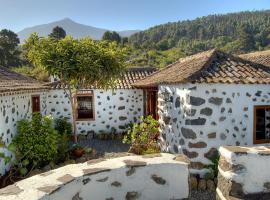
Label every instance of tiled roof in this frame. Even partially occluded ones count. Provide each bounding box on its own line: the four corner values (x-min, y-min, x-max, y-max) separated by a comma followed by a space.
0, 66, 48, 93
239, 50, 270, 67
133, 49, 270, 87
49, 67, 157, 89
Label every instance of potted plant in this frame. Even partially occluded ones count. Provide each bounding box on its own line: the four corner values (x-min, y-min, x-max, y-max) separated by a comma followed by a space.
72, 144, 85, 158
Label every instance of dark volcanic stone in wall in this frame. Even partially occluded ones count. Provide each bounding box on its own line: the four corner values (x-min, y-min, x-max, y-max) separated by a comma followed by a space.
209, 97, 223, 105
119, 116, 127, 121
181, 127, 197, 139
188, 141, 207, 148
204, 148, 218, 160
173, 144, 178, 153
207, 132, 216, 139
163, 116, 171, 125
188, 96, 205, 106
175, 97, 181, 108
118, 106, 125, 110
182, 149, 198, 158
185, 118, 206, 125
200, 107, 213, 116
184, 108, 196, 116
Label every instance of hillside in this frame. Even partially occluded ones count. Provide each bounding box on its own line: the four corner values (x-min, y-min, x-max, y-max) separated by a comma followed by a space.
128, 10, 270, 67
17, 18, 140, 43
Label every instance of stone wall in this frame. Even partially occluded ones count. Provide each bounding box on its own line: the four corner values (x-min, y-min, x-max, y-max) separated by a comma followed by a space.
158, 83, 270, 175
217, 146, 270, 200
0, 153, 190, 200
46, 89, 144, 135
0, 91, 47, 176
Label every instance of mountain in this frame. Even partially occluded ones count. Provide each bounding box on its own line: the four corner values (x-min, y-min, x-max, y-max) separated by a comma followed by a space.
128, 10, 270, 67
17, 18, 140, 43
129, 10, 270, 52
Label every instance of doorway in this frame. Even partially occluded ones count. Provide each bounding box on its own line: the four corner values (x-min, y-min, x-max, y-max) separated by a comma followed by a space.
144, 89, 158, 120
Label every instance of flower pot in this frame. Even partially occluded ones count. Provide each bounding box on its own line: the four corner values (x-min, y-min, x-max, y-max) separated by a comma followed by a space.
73, 149, 85, 158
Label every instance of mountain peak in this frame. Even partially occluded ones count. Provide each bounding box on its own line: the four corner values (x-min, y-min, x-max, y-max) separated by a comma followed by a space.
17, 18, 140, 43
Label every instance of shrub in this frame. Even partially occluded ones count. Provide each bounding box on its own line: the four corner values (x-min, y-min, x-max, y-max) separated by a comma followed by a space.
13, 113, 59, 171
204, 155, 220, 179
54, 118, 72, 135
56, 131, 69, 163
123, 115, 160, 155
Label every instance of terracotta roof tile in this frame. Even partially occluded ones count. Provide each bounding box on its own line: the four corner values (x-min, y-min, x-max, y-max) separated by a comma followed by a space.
49, 67, 157, 89
133, 49, 270, 87
0, 66, 48, 93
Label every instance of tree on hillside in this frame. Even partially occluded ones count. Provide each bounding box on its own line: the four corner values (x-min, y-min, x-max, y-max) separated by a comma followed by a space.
0, 29, 21, 67
23, 35, 127, 142
102, 31, 121, 43
238, 24, 255, 53
49, 26, 66, 40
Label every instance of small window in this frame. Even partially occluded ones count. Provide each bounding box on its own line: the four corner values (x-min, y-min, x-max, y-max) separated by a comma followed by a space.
254, 106, 270, 144
76, 94, 94, 120
32, 95, 40, 113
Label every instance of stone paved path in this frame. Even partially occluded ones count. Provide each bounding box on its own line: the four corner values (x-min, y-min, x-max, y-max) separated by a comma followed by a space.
79, 139, 130, 156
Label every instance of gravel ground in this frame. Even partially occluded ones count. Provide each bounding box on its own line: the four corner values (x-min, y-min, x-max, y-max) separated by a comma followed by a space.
189, 191, 216, 200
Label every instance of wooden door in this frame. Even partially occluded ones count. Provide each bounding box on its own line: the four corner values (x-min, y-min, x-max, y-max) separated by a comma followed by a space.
32, 95, 40, 113
144, 90, 158, 120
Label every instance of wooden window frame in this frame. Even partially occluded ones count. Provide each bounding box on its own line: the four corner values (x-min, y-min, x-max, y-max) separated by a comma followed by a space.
75, 92, 95, 121
31, 95, 41, 113
253, 105, 270, 144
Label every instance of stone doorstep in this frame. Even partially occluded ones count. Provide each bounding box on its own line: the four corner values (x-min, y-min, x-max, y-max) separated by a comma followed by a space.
0, 185, 23, 196
82, 168, 111, 176
173, 154, 190, 164
57, 174, 75, 185
123, 160, 147, 167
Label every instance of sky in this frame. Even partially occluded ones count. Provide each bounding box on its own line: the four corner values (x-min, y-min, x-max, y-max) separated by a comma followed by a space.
0, 0, 270, 32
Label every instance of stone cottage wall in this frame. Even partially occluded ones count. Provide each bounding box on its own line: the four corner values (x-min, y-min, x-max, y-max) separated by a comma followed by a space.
0, 91, 47, 176
217, 146, 270, 200
46, 89, 144, 135
0, 153, 190, 200
158, 83, 270, 175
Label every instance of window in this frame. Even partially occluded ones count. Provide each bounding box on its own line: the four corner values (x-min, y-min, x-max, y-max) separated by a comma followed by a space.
32, 95, 40, 113
254, 106, 270, 144
76, 91, 94, 120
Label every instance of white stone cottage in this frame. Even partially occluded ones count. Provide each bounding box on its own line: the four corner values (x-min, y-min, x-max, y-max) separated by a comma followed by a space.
0, 66, 156, 175
46, 67, 157, 136
0, 66, 49, 175
133, 49, 270, 174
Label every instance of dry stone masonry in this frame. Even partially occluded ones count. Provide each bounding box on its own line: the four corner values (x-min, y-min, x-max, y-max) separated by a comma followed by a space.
217, 146, 270, 200
158, 83, 270, 175
0, 153, 190, 200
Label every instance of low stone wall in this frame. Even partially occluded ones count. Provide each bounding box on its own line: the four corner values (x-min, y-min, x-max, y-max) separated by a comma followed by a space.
217, 146, 270, 200
0, 153, 190, 200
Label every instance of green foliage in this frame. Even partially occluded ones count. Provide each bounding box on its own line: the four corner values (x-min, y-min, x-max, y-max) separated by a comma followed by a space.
14, 113, 59, 167
123, 115, 160, 155
127, 10, 270, 67
204, 154, 220, 179
102, 31, 121, 43
0, 29, 22, 67
12, 65, 49, 82
54, 118, 72, 135
23, 35, 127, 90
49, 26, 66, 40
56, 131, 69, 163
0, 114, 60, 176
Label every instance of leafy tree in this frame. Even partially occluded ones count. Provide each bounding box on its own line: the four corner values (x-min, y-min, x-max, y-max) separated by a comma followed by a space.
238, 24, 255, 53
0, 29, 21, 67
102, 31, 121, 43
49, 26, 66, 40
23, 34, 127, 142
